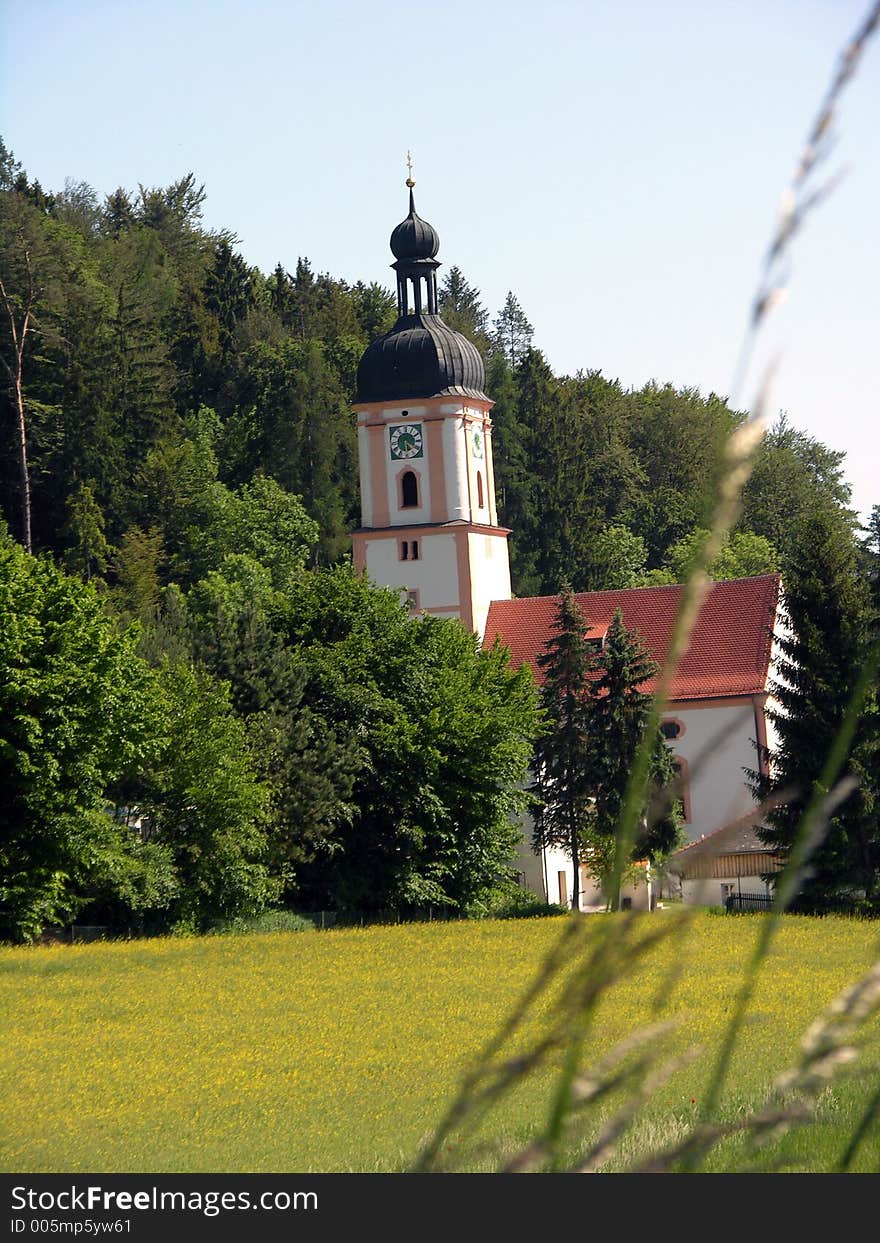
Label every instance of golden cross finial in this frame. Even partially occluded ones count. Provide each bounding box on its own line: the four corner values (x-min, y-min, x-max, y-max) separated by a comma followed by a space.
405, 150, 415, 188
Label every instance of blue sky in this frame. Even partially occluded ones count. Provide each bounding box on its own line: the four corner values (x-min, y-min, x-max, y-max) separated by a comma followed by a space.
2, 0, 877, 522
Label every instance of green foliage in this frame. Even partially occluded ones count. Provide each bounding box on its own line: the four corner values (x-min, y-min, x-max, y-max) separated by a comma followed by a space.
625, 383, 741, 564
438, 265, 491, 354
113, 526, 166, 619
185, 473, 319, 588
0, 534, 160, 939
664, 528, 780, 583
531, 595, 681, 906
530, 584, 595, 909
466, 876, 567, 920
858, 504, 880, 587
135, 407, 318, 588
181, 555, 360, 882
755, 507, 880, 905
209, 908, 316, 935
281, 566, 541, 912
136, 661, 275, 929
233, 337, 356, 563
589, 525, 649, 589
740, 414, 857, 562
587, 610, 680, 869
0, 529, 275, 939
63, 482, 111, 582
492, 290, 534, 365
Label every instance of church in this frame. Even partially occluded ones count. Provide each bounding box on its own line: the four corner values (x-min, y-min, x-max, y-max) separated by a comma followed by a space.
351, 178, 783, 910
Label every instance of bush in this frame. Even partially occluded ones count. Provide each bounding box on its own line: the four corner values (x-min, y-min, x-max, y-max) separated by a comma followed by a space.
208, 909, 316, 936
467, 880, 568, 921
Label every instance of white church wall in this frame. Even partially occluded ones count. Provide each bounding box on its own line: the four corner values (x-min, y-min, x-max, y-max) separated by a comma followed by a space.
365, 532, 460, 613
514, 826, 651, 912
468, 531, 512, 641
671, 701, 759, 843
514, 829, 546, 896
442, 415, 470, 522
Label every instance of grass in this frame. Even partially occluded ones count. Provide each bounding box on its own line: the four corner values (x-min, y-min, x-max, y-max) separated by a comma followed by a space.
3, 912, 880, 1173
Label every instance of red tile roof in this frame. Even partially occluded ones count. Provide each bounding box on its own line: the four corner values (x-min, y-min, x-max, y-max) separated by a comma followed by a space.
484, 575, 780, 702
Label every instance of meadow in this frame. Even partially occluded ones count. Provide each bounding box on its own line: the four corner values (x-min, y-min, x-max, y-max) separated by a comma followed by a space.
3, 912, 880, 1173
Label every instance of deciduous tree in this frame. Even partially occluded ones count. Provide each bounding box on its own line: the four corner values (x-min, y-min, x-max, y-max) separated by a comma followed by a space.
0, 533, 160, 939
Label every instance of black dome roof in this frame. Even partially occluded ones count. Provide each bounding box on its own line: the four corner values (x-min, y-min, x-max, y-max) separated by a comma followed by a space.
390, 188, 440, 261
357, 313, 487, 403
356, 182, 488, 403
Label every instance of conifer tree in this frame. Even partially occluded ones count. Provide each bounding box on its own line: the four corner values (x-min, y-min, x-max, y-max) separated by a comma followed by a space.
492, 291, 533, 366
588, 610, 680, 877
438, 266, 490, 353
113, 526, 166, 619
755, 508, 880, 907
64, 482, 111, 582
530, 585, 596, 909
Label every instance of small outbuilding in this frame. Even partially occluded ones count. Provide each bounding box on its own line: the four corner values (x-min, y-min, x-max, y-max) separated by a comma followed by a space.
666, 818, 784, 908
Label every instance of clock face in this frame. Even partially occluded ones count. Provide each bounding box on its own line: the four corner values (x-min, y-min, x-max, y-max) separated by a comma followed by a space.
471, 427, 484, 458
389, 423, 424, 460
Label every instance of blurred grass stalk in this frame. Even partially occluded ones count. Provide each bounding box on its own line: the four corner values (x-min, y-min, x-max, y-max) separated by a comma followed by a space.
415, 0, 880, 1174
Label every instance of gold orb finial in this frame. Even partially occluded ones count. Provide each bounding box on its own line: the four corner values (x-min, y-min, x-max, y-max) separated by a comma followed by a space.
405, 149, 415, 188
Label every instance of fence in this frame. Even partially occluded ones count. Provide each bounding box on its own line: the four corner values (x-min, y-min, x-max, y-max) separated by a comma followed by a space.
306, 906, 464, 930
725, 892, 773, 913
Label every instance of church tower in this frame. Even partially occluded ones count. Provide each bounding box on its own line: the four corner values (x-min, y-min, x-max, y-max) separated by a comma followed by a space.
352, 175, 512, 638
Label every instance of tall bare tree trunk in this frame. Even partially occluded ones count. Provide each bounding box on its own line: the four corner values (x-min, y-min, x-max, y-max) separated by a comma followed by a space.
12, 361, 31, 552
0, 248, 36, 553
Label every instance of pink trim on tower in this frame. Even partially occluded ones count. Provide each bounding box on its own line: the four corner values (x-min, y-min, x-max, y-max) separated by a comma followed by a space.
369, 425, 389, 527
352, 396, 496, 420
351, 531, 367, 574
454, 527, 474, 632
485, 418, 499, 526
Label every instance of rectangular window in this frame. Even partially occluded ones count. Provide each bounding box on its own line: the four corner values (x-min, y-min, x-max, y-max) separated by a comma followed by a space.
557, 870, 568, 907
411, 540, 419, 560
400, 541, 409, 560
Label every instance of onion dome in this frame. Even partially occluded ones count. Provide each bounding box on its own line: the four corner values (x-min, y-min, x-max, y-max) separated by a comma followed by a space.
390, 188, 440, 261
357, 315, 486, 403
356, 178, 488, 404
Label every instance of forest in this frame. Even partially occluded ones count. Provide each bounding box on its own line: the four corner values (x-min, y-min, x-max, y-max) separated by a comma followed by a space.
1, 137, 877, 941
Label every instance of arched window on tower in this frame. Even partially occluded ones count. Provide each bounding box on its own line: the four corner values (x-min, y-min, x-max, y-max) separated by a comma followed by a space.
476, 471, 484, 510
401, 471, 419, 508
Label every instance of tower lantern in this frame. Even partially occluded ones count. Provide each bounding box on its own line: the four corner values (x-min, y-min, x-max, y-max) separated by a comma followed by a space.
351, 174, 512, 637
